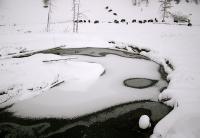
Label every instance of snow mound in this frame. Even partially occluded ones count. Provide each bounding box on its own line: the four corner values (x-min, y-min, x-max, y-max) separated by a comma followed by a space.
0, 53, 104, 106
139, 115, 151, 129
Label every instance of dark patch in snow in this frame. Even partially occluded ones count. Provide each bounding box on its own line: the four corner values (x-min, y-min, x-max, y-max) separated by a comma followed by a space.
0, 92, 7, 96
105, 6, 109, 9
7, 53, 17, 56
128, 46, 150, 53
165, 59, 174, 71
122, 47, 128, 51
159, 65, 169, 83
94, 20, 99, 24
148, 19, 153, 23
114, 20, 119, 24
24, 31, 32, 34
100, 70, 106, 76
50, 80, 65, 89
132, 19, 137, 23
139, 20, 143, 24
42, 58, 76, 63
188, 22, 192, 26
159, 86, 167, 93
160, 97, 172, 103
124, 78, 158, 89
78, 20, 83, 23
121, 19, 126, 23
108, 41, 116, 44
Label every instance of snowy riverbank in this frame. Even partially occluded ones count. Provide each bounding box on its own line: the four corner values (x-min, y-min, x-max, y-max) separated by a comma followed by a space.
1, 0, 200, 137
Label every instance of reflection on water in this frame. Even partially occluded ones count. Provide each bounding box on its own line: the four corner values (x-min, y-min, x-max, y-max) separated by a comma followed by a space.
1, 47, 171, 137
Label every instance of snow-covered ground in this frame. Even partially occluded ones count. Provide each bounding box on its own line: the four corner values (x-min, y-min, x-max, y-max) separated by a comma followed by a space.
1, 0, 200, 138
6, 54, 163, 118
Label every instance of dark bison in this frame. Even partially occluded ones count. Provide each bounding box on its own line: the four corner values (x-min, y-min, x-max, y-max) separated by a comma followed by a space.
148, 19, 153, 23
121, 19, 126, 23
132, 19, 136, 23
108, 41, 115, 44
94, 20, 99, 24
114, 20, 119, 24
113, 13, 117, 16
78, 20, 83, 23
188, 23, 192, 26
138, 20, 143, 24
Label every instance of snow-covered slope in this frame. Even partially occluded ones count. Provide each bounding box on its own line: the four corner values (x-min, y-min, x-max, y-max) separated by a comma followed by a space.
0, 0, 200, 31
0, 0, 48, 24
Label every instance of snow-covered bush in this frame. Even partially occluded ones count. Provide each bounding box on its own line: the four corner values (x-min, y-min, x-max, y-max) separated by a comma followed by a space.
170, 11, 191, 23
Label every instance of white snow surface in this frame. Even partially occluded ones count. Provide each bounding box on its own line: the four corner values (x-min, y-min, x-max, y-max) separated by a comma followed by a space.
0, 0, 200, 138
0, 53, 104, 106
7, 55, 161, 118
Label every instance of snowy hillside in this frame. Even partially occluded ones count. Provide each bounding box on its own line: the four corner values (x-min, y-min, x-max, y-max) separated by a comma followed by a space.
0, 0, 200, 32
0, 0, 200, 138
0, 0, 48, 24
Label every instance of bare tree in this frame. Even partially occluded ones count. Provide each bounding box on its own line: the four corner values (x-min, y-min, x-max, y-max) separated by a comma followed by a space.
132, 0, 149, 6
160, 0, 172, 22
73, 0, 80, 33
132, 0, 137, 5
46, 0, 52, 32
146, 0, 149, 6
